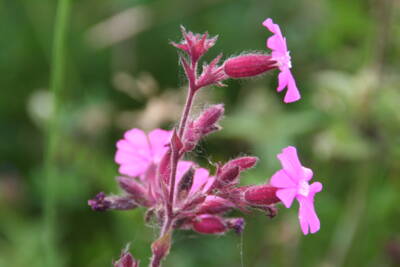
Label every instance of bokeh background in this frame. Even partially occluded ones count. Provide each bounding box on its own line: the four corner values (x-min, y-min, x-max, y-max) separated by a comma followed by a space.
1, 0, 400, 266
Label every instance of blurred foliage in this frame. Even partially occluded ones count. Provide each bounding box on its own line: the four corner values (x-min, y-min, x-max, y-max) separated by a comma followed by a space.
1, 0, 400, 266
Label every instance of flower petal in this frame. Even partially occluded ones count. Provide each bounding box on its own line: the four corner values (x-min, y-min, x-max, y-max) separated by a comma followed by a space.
277, 146, 303, 180
302, 167, 313, 181
118, 162, 149, 178
262, 18, 287, 52
202, 176, 216, 193
190, 168, 210, 195
283, 70, 300, 103
276, 188, 297, 208
297, 195, 320, 235
148, 129, 172, 163
270, 170, 296, 188
277, 70, 290, 92
309, 182, 323, 195
115, 128, 152, 177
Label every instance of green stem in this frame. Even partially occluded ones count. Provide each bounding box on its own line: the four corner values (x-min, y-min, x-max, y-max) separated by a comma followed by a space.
43, 0, 71, 266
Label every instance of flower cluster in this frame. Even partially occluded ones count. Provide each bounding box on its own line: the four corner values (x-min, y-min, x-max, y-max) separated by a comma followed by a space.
89, 18, 322, 267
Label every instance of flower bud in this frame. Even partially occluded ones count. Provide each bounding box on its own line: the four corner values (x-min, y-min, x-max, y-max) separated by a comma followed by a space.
197, 196, 234, 214
114, 250, 139, 267
151, 231, 172, 266
192, 214, 227, 234
183, 104, 224, 151
224, 156, 258, 170
244, 185, 280, 206
88, 192, 110, 211
224, 54, 276, 78
214, 165, 240, 189
213, 156, 258, 190
196, 104, 224, 135
117, 177, 152, 206
88, 192, 138, 211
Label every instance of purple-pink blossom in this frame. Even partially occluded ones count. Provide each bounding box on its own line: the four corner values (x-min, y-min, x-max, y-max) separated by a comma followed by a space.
270, 146, 322, 235
262, 18, 301, 103
115, 128, 171, 177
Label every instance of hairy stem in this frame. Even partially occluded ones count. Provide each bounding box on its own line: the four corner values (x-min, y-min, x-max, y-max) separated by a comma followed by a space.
178, 87, 196, 138
43, 0, 71, 266
150, 58, 199, 267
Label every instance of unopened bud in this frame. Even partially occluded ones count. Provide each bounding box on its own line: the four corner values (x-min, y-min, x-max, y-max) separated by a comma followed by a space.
183, 104, 224, 152
196, 104, 224, 133
214, 165, 240, 189
244, 185, 280, 206
192, 214, 227, 234
224, 156, 258, 170
151, 231, 172, 266
88, 192, 138, 211
88, 192, 110, 211
114, 250, 139, 267
224, 54, 276, 78
117, 177, 152, 206
197, 196, 234, 214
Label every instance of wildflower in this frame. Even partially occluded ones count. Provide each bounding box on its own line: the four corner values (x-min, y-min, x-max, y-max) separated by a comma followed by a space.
262, 18, 300, 103
115, 128, 171, 177
270, 146, 322, 235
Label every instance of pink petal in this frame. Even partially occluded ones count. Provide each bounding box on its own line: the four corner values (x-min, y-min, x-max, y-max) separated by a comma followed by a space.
148, 129, 172, 163
190, 168, 210, 195
283, 70, 300, 103
115, 129, 153, 177
270, 170, 296, 188
277, 69, 290, 92
202, 176, 216, 193
277, 146, 303, 180
297, 196, 320, 235
302, 167, 313, 182
262, 18, 287, 52
276, 188, 297, 208
124, 128, 150, 154
118, 163, 149, 178
309, 182, 323, 195
118, 129, 152, 161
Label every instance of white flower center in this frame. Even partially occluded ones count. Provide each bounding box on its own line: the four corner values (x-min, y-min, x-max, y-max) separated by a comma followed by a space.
298, 180, 310, 197
275, 51, 292, 69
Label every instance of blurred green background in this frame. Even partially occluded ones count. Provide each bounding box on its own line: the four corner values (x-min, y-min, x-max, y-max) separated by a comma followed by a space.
1, 0, 400, 266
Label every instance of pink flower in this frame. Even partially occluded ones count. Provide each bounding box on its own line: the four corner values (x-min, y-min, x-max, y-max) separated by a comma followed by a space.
270, 146, 322, 235
262, 18, 301, 103
115, 128, 171, 177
